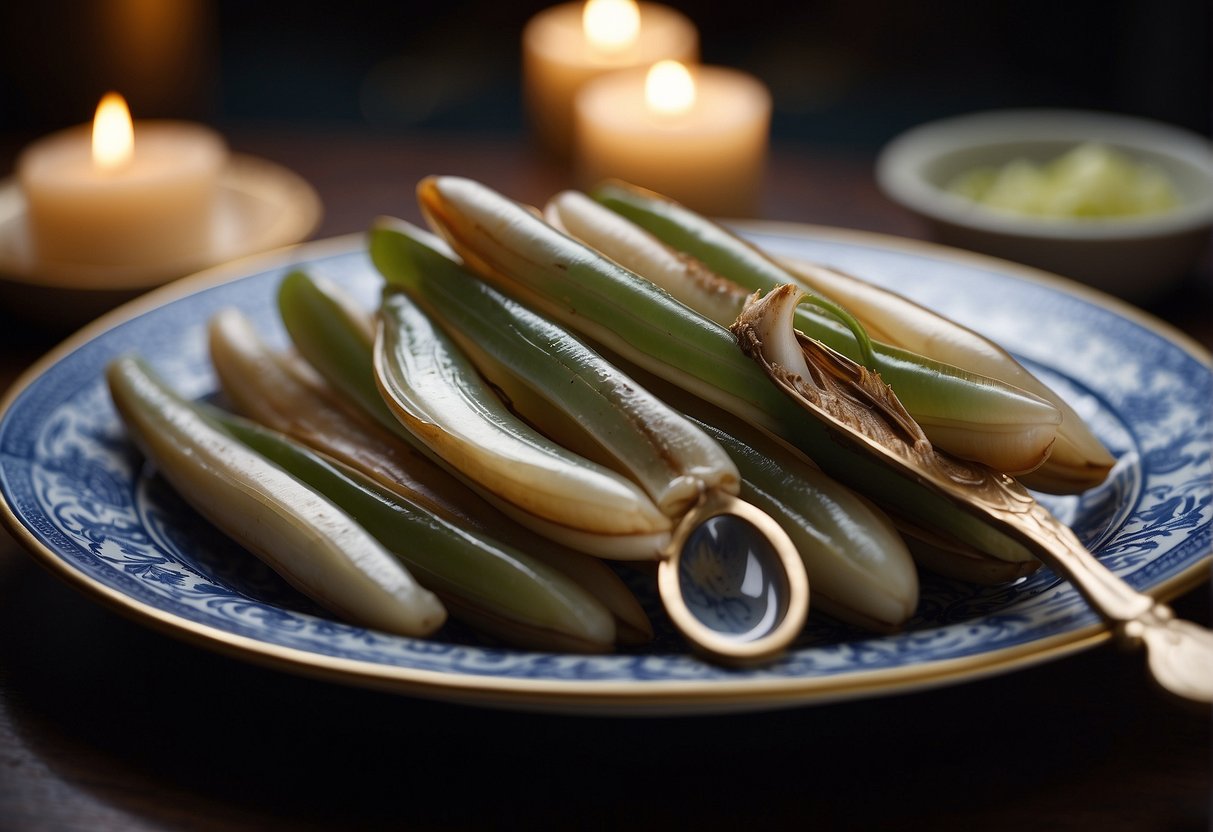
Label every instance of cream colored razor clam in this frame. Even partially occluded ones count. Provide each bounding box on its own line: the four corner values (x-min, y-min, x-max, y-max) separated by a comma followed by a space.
371, 221, 809, 664
106, 356, 446, 638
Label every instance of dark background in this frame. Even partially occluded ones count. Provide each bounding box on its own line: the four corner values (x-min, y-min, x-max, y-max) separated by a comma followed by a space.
1, 0, 1209, 153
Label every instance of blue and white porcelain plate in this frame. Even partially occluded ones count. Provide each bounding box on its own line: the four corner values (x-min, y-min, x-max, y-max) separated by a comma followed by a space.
1, 227, 1209, 714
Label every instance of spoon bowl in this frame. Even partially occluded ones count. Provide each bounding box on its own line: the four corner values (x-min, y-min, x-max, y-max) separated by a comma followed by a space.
658, 491, 810, 666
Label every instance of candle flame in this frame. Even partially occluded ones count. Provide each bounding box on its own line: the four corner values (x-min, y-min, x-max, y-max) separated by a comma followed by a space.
93, 92, 134, 171
583, 0, 640, 52
645, 60, 695, 115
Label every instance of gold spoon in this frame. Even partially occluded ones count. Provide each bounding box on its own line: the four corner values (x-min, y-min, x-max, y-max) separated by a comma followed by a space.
735, 284, 1213, 703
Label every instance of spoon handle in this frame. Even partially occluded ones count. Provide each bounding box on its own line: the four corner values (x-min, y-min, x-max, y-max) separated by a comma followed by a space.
1012, 500, 1213, 704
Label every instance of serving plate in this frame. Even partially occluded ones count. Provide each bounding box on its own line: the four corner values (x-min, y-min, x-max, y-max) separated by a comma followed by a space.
1, 225, 1209, 715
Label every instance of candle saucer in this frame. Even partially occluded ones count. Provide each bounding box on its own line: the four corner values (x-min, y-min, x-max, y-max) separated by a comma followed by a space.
0, 154, 322, 328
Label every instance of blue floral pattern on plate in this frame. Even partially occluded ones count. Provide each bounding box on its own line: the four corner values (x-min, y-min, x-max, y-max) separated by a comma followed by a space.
1, 229, 1209, 710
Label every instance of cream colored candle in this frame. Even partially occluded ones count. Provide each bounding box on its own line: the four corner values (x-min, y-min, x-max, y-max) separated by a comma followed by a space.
574, 61, 771, 217
17, 92, 227, 277
523, 0, 697, 157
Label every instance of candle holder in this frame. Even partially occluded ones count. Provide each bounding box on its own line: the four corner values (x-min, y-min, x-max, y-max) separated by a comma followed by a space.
0, 153, 321, 329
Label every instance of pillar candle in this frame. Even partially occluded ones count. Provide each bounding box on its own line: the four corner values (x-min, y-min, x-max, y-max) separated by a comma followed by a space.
17, 93, 227, 278
574, 61, 771, 216
523, 0, 698, 157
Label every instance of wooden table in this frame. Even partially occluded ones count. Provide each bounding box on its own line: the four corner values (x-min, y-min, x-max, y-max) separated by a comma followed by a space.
1, 129, 1210, 831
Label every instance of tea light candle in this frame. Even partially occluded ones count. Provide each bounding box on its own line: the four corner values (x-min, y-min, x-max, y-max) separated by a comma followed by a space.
17, 92, 228, 277
573, 61, 771, 216
523, 0, 698, 156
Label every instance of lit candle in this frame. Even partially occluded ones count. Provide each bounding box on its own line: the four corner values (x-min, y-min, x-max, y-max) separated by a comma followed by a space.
523, 0, 698, 157
573, 61, 771, 216
17, 92, 228, 277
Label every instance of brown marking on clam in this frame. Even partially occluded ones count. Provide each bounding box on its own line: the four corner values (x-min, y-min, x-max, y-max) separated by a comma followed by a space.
730, 283, 1061, 546
675, 250, 750, 306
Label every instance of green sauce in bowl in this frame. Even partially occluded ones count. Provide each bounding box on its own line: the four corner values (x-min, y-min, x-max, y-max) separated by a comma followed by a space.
946, 143, 1180, 218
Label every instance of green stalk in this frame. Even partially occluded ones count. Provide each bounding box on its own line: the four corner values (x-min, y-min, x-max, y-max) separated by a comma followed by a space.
210, 307, 480, 524
779, 259, 1116, 493
268, 275, 652, 640
370, 222, 931, 627
592, 181, 1112, 491
375, 287, 670, 540
277, 270, 401, 436
585, 184, 1062, 475
106, 355, 446, 637
416, 175, 1034, 566
370, 217, 740, 520
592, 181, 879, 366
210, 408, 618, 652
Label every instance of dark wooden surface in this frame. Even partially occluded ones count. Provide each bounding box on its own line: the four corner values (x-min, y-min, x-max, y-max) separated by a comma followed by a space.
1, 129, 1210, 831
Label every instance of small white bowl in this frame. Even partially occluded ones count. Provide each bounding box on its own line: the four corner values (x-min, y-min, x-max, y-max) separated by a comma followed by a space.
875, 109, 1213, 300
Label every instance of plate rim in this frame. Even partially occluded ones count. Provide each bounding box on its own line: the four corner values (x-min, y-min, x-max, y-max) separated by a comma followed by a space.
2, 226, 1209, 714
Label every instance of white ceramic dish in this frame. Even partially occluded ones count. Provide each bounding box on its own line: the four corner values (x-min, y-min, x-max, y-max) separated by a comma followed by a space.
875, 109, 1213, 300
0, 227, 1209, 715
